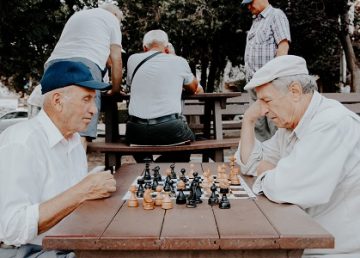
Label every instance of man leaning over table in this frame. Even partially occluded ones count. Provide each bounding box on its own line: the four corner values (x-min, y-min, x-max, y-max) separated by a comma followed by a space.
235, 55, 360, 257
0, 61, 116, 258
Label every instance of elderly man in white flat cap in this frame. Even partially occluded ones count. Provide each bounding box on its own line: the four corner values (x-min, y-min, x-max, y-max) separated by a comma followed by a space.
235, 55, 360, 257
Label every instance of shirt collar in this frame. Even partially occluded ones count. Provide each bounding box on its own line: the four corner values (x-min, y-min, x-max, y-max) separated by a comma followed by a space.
290, 91, 322, 140
258, 5, 273, 19
36, 109, 81, 150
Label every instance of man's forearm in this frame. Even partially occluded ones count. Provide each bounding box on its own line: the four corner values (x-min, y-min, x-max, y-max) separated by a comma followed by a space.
38, 184, 85, 234
240, 115, 257, 164
276, 40, 289, 56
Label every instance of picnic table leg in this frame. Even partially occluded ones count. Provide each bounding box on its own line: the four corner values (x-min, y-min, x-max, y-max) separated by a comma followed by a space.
213, 149, 224, 162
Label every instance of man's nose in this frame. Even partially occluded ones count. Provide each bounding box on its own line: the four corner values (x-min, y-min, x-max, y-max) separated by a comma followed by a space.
90, 99, 98, 115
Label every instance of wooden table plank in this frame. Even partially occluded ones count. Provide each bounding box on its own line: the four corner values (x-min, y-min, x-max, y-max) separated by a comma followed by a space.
255, 196, 334, 249
213, 200, 279, 249
43, 164, 139, 250
161, 203, 219, 250
100, 205, 165, 250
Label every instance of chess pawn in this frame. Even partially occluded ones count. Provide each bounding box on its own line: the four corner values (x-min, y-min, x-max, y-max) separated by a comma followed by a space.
230, 169, 240, 186
136, 178, 145, 198
180, 168, 188, 183
155, 185, 164, 206
162, 191, 173, 210
208, 183, 219, 206
128, 185, 139, 208
143, 161, 152, 181
176, 181, 187, 205
142, 188, 155, 210
219, 187, 231, 209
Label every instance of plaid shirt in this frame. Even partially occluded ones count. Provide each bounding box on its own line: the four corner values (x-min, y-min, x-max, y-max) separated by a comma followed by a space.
245, 5, 291, 81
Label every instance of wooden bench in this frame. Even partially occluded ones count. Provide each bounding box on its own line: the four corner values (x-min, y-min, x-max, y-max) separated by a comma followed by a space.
88, 138, 239, 169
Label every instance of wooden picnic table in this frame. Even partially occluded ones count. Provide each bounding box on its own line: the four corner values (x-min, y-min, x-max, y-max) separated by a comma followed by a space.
43, 162, 334, 258
100, 92, 242, 142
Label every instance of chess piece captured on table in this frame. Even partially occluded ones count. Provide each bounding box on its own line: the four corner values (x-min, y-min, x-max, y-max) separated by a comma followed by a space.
128, 185, 139, 208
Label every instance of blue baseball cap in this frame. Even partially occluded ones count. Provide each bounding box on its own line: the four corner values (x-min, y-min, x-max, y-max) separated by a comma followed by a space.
40, 61, 111, 94
241, 0, 253, 4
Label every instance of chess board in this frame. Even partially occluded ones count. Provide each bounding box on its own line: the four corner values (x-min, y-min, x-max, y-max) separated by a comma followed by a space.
122, 174, 256, 201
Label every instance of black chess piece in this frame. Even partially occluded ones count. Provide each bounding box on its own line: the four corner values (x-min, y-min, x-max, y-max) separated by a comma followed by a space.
176, 189, 187, 205
193, 177, 203, 204
145, 181, 152, 190
186, 186, 197, 208
170, 163, 177, 179
219, 187, 231, 209
143, 160, 152, 181
153, 166, 162, 182
136, 178, 145, 198
163, 176, 172, 192
152, 178, 159, 191
180, 168, 188, 183
208, 183, 219, 206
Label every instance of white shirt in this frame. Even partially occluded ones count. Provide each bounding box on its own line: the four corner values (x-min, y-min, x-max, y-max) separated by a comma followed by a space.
127, 51, 194, 119
235, 92, 360, 257
0, 110, 87, 246
46, 8, 122, 70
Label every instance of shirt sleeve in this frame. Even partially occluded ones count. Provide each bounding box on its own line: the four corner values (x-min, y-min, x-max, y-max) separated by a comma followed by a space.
235, 130, 283, 176
179, 57, 195, 85
0, 143, 42, 246
272, 10, 291, 44
109, 15, 122, 47
261, 116, 358, 209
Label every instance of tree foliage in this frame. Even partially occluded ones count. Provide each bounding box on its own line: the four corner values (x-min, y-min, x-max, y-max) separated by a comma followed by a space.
0, 0, 359, 92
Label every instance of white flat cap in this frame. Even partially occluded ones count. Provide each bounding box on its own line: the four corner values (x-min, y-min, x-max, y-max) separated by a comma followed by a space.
244, 55, 309, 90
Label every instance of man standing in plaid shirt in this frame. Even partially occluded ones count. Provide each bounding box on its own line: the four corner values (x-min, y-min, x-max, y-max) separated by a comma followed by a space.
242, 0, 291, 141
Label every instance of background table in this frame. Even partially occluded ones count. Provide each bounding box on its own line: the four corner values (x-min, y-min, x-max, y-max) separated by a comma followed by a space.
43, 163, 334, 258
101, 92, 242, 142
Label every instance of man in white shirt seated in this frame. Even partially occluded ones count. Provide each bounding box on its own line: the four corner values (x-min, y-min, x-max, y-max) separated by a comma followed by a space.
0, 61, 117, 257
235, 55, 360, 257
125, 29, 199, 162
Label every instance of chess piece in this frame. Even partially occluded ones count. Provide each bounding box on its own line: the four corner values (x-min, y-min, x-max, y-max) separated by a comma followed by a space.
143, 160, 152, 181
136, 178, 145, 198
219, 181, 231, 209
186, 186, 197, 208
180, 168, 188, 183
170, 163, 177, 179
176, 181, 187, 205
152, 177, 159, 191
153, 166, 162, 182
194, 177, 203, 204
230, 167, 240, 186
208, 183, 219, 206
143, 188, 155, 210
128, 185, 139, 208
162, 191, 173, 209
155, 185, 164, 206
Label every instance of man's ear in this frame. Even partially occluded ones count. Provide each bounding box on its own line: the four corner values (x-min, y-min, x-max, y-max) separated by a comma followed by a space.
143, 46, 149, 52
52, 92, 64, 111
288, 81, 303, 102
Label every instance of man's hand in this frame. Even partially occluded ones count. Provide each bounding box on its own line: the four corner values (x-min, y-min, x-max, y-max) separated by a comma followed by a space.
78, 171, 117, 201
106, 89, 127, 96
243, 99, 265, 124
256, 160, 276, 176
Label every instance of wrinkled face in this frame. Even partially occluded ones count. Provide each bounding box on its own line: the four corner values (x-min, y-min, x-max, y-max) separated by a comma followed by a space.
60, 86, 97, 135
247, 0, 265, 15
255, 83, 296, 129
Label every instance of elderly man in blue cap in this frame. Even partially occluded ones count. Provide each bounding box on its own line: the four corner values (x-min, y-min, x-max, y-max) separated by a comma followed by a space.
0, 61, 117, 257
242, 0, 291, 142
236, 55, 360, 257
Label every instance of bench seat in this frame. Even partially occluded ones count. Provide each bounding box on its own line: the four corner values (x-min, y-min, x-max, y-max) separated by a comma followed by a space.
88, 138, 239, 169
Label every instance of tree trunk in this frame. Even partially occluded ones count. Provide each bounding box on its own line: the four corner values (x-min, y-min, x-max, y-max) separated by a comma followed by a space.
338, 12, 360, 92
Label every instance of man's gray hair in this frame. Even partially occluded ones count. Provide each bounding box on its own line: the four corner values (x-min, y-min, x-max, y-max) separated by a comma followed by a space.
271, 74, 318, 94
143, 30, 169, 49
99, 3, 123, 21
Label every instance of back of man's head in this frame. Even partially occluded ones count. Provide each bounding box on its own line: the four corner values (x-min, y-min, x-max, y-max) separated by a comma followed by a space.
99, 3, 123, 22
143, 30, 169, 49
